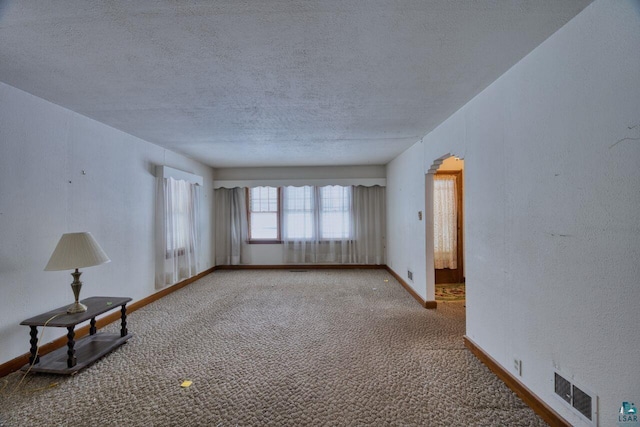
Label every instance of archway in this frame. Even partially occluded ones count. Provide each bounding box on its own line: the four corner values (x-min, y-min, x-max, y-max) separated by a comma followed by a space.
425, 154, 465, 305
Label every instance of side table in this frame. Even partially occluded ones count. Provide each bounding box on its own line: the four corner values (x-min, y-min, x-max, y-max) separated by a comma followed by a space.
20, 296, 132, 374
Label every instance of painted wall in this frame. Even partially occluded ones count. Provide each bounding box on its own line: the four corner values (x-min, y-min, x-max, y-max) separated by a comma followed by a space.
386, 140, 427, 301
0, 82, 215, 365
419, 0, 639, 425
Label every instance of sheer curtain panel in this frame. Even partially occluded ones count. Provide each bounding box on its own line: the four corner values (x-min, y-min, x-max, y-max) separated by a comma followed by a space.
214, 187, 250, 265
433, 175, 457, 269
282, 186, 354, 263
282, 185, 384, 264
156, 177, 201, 288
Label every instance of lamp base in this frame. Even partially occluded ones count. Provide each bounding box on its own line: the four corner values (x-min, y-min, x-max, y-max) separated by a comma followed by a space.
67, 301, 88, 314
67, 269, 87, 314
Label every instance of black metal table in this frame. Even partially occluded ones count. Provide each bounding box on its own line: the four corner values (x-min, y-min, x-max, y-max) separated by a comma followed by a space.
20, 296, 132, 374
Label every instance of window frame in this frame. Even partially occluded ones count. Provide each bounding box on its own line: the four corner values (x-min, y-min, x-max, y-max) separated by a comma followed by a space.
246, 187, 282, 244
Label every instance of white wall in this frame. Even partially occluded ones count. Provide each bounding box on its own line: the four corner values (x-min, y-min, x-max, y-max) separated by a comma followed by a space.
417, 0, 639, 425
386, 140, 427, 301
243, 245, 285, 266
0, 82, 215, 365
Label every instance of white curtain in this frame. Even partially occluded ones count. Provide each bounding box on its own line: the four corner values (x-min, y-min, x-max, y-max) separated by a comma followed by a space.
282, 186, 351, 263
433, 175, 457, 269
282, 185, 385, 264
352, 185, 386, 265
214, 187, 250, 265
156, 177, 201, 288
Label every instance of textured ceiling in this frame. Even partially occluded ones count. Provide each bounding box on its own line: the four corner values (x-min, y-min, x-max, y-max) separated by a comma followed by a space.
0, 0, 592, 167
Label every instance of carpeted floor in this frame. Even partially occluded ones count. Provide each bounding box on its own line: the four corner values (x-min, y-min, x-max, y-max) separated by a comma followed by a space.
0, 270, 545, 426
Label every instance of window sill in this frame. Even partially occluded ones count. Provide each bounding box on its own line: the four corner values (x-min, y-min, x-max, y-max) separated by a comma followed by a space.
247, 240, 282, 245
247, 239, 355, 244
280, 239, 355, 243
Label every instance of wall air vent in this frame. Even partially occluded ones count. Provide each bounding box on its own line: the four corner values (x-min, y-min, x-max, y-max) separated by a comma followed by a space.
573, 385, 593, 421
554, 370, 598, 426
554, 372, 572, 404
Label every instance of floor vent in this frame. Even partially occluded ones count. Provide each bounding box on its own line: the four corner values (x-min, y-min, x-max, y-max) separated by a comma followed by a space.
554, 370, 597, 426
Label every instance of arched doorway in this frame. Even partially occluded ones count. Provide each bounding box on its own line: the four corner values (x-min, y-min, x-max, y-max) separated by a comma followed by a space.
426, 155, 465, 304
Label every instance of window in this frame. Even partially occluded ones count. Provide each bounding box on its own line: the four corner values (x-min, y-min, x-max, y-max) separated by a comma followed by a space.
282, 186, 314, 239
242, 184, 384, 264
319, 185, 351, 239
248, 186, 280, 241
281, 185, 352, 241
157, 175, 201, 288
165, 178, 198, 256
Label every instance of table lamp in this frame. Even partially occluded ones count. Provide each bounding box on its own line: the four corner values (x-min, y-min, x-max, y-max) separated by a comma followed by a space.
45, 232, 111, 314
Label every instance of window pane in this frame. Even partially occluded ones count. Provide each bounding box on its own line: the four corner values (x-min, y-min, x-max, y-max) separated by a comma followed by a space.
322, 212, 349, 239
282, 186, 314, 239
286, 212, 313, 239
285, 186, 312, 210
251, 187, 278, 212
166, 179, 194, 251
320, 186, 351, 239
249, 186, 279, 240
250, 212, 278, 239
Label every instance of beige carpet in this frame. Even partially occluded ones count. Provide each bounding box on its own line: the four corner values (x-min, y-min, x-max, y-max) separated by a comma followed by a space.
0, 270, 546, 426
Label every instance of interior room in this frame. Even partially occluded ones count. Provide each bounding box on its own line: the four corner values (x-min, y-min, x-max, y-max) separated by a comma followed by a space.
1, 1, 638, 426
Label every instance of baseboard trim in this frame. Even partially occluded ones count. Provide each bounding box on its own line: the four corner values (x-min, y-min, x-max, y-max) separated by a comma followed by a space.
0, 266, 216, 378
128, 266, 217, 312
215, 264, 384, 270
463, 336, 570, 427
384, 266, 437, 309
424, 300, 438, 309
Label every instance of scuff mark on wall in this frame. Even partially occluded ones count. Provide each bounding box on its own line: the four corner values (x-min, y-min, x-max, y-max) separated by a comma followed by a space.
609, 123, 640, 149
546, 232, 572, 237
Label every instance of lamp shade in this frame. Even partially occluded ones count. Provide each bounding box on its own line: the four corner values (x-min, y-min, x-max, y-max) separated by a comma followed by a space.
44, 232, 111, 271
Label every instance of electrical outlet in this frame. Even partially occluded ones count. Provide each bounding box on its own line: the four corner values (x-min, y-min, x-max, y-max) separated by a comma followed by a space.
418, 211, 423, 220
514, 358, 522, 376
407, 270, 413, 281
